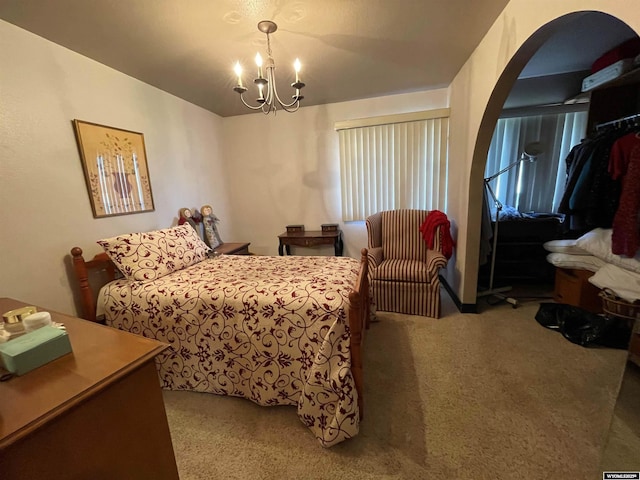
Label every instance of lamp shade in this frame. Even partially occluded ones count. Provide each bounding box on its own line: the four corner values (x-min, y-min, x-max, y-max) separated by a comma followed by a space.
522, 141, 544, 160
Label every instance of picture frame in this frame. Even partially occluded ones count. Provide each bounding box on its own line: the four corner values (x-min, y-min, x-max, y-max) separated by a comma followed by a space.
72, 119, 155, 218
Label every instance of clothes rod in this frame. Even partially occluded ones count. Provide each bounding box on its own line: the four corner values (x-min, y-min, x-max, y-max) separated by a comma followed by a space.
595, 112, 640, 130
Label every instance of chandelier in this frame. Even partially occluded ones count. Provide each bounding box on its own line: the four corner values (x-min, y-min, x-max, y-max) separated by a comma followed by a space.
232, 20, 305, 114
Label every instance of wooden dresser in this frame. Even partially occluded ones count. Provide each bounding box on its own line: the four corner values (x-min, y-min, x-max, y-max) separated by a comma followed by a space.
0, 297, 179, 480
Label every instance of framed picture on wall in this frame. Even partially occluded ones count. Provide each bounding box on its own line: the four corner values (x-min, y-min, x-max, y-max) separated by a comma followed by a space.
72, 119, 155, 218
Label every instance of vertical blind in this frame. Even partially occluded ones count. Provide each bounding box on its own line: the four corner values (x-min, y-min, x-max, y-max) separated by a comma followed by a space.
485, 110, 588, 215
336, 110, 449, 222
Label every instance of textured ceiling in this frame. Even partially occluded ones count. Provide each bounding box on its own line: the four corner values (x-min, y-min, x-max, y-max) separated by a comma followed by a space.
0, 1, 636, 116
0, 0, 511, 117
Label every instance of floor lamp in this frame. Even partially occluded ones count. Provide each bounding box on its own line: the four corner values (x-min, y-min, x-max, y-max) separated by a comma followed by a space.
478, 141, 544, 307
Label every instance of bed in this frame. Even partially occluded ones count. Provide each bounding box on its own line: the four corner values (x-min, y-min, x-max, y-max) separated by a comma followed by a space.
69, 225, 370, 448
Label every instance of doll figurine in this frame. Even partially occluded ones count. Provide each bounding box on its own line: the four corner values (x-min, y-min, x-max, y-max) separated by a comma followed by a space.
178, 207, 199, 233
201, 204, 223, 249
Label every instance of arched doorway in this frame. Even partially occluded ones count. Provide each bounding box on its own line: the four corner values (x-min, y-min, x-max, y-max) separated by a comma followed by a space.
477, 12, 638, 304
468, 11, 639, 306
467, 10, 640, 469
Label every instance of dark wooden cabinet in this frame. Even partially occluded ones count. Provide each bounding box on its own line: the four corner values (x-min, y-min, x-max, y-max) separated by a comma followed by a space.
478, 217, 561, 285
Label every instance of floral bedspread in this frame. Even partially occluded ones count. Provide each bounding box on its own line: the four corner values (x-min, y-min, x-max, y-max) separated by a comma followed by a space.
100, 254, 360, 447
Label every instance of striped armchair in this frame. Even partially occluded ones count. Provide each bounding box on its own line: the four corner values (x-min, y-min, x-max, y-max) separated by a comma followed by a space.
366, 209, 448, 318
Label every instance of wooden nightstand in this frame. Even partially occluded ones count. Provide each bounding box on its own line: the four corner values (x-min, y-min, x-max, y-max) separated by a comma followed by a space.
213, 242, 251, 255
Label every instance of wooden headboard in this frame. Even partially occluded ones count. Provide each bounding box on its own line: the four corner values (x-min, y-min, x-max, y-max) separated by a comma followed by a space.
70, 247, 120, 323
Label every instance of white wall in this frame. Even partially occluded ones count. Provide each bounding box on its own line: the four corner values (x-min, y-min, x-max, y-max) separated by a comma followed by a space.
222, 89, 449, 258
5, 1, 639, 317
448, 1, 640, 305
223, 2, 640, 308
0, 20, 228, 316
0, 17, 448, 319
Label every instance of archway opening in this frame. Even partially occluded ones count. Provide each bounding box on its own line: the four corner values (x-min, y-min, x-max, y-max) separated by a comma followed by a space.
471, 11, 639, 307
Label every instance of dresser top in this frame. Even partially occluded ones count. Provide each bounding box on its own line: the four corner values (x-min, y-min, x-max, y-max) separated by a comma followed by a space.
0, 297, 167, 449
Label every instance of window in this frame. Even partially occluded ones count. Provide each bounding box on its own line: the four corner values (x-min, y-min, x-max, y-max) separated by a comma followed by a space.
336, 109, 449, 222
485, 107, 588, 215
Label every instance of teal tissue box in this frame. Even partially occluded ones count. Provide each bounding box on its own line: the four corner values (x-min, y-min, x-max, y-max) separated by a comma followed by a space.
0, 326, 72, 376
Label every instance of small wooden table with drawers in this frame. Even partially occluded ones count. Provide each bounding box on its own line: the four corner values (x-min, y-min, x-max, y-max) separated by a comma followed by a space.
278, 230, 343, 256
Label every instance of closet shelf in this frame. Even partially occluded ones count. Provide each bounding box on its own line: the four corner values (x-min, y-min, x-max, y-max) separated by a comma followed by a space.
586, 66, 640, 134
590, 66, 640, 91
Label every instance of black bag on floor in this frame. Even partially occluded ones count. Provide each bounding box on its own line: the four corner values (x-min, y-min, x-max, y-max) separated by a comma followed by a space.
535, 302, 632, 349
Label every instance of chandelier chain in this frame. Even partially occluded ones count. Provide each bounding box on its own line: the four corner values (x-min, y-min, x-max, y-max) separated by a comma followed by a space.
266, 31, 272, 58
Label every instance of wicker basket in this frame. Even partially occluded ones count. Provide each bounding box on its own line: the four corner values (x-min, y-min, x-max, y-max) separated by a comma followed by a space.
599, 288, 640, 320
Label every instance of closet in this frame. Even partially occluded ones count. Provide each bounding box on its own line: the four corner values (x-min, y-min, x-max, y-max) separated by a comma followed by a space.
552, 66, 640, 313
587, 68, 640, 133
478, 19, 640, 297
558, 68, 640, 236
593, 56, 640, 470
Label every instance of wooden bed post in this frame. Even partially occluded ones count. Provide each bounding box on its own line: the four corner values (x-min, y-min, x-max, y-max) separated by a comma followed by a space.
70, 247, 119, 323
71, 247, 96, 322
348, 248, 369, 420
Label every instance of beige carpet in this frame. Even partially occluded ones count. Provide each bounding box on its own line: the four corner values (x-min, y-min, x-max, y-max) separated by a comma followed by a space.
601, 362, 640, 471
162, 291, 629, 480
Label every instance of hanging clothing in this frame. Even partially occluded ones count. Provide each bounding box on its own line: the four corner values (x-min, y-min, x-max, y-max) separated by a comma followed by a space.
557, 128, 628, 233
583, 131, 623, 228
609, 132, 640, 257
559, 138, 594, 214
419, 210, 455, 260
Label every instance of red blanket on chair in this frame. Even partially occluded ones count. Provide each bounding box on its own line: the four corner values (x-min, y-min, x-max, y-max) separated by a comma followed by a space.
419, 210, 455, 259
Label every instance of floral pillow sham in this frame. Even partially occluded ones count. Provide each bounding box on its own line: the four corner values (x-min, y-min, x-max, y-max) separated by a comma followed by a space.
98, 224, 210, 282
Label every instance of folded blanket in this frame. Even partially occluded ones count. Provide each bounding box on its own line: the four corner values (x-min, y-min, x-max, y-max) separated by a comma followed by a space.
419, 210, 455, 259
588, 263, 640, 303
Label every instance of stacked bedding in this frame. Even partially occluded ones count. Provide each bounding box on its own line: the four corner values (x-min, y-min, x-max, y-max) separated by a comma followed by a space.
544, 228, 640, 303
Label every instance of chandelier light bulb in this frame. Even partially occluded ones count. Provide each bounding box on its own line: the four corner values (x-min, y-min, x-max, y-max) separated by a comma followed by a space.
234, 62, 243, 88
294, 58, 301, 83
255, 53, 263, 78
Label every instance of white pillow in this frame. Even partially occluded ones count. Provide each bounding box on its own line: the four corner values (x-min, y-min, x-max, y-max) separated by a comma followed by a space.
588, 263, 640, 303
575, 228, 640, 274
543, 239, 590, 255
546, 253, 605, 272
